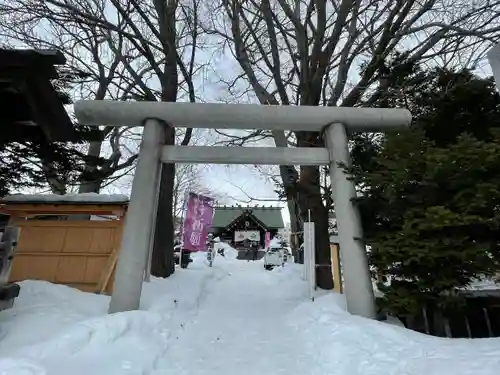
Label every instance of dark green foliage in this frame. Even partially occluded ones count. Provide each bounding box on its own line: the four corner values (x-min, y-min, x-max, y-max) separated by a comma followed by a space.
0, 143, 38, 196
0, 141, 79, 196
351, 67, 500, 320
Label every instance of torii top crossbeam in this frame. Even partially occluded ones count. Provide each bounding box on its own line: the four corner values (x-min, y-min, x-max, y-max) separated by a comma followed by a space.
74, 100, 411, 132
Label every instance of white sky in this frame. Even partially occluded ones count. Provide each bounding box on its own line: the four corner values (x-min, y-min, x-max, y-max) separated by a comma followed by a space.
202, 164, 289, 224
100, 161, 290, 225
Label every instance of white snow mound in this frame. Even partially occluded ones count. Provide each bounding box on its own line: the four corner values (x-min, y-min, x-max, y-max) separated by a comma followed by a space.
0, 247, 499, 375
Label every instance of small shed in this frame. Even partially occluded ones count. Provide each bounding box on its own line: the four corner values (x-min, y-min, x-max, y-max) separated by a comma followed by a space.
0, 193, 129, 294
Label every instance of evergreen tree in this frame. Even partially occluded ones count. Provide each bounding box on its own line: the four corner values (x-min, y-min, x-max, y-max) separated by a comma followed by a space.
350, 67, 500, 321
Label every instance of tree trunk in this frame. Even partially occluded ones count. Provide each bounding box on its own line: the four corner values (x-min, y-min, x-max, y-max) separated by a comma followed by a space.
35, 140, 67, 195
296, 131, 333, 290
287, 196, 301, 261
66, 141, 105, 221
278, 165, 302, 262
41, 161, 66, 195
272, 131, 302, 261
78, 141, 104, 194
150, 126, 176, 277
148, 0, 179, 278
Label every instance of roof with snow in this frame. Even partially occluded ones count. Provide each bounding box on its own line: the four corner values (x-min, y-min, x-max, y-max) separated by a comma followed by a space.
461, 277, 500, 297
211, 205, 284, 229
373, 275, 500, 299
0, 193, 129, 205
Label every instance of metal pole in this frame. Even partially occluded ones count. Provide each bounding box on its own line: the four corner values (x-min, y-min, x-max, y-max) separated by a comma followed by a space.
303, 224, 308, 283
303, 210, 312, 281
324, 122, 376, 319
109, 118, 164, 313
307, 210, 315, 295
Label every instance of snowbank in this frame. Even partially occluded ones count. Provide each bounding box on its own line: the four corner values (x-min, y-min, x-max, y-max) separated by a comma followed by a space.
214, 241, 239, 262
268, 237, 283, 248
1, 193, 129, 204
0, 281, 109, 353
0, 247, 499, 375
288, 294, 500, 375
465, 277, 500, 292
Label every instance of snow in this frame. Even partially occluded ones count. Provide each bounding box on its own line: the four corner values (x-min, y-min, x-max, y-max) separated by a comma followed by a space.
213, 241, 238, 261
1, 193, 129, 204
268, 237, 283, 248
90, 215, 118, 221
466, 277, 500, 291
1, 247, 499, 375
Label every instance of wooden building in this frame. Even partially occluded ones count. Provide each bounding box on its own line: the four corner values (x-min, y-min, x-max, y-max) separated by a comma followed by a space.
210, 205, 284, 249
372, 275, 500, 338
0, 48, 79, 307
0, 194, 128, 294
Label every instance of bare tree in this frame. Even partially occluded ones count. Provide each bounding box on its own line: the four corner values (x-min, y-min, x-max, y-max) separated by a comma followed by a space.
0, 6, 142, 194
0, 0, 206, 277
204, 0, 500, 288
172, 164, 230, 217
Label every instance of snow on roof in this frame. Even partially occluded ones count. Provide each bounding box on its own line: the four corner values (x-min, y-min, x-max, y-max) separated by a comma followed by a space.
1, 193, 129, 205
90, 215, 119, 221
372, 275, 500, 299
464, 277, 500, 292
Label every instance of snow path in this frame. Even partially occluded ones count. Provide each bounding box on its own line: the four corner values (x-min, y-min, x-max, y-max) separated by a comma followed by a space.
0, 247, 500, 375
157, 261, 309, 375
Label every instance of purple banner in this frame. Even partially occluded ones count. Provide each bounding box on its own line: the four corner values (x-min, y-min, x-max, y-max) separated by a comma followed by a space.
182, 192, 215, 252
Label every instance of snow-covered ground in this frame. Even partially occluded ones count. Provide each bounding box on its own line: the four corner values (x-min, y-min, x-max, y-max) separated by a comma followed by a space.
0, 244, 499, 375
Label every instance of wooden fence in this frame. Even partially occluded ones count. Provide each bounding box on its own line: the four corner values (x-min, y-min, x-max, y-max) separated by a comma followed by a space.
10, 220, 122, 292
8, 219, 123, 294
0, 200, 127, 294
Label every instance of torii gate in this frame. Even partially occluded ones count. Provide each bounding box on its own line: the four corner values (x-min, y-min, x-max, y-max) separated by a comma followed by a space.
74, 101, 411, 318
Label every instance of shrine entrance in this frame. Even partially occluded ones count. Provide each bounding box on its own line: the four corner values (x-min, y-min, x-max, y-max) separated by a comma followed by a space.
74, 100, 411, 319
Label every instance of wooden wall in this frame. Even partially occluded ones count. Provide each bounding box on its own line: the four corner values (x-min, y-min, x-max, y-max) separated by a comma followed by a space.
8, 218, 123, 294
330, 243, 343, 294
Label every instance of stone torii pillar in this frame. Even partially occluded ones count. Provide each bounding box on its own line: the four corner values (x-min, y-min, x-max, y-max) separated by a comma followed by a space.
324, 123, 372, 317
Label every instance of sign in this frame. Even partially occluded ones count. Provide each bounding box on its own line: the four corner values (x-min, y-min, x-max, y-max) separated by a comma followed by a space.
182, 192, 215, 251
234, 230, 260, 242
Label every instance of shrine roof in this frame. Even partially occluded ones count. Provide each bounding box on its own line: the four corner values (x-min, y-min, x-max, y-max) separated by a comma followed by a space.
211, 205, 284, 229
0, 48, 77, 142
